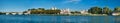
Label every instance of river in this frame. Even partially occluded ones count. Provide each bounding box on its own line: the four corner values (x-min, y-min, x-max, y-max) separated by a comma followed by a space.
0, 15, 119, 23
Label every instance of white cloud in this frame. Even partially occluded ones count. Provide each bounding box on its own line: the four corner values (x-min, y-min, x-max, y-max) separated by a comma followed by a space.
63, 0, 82, 4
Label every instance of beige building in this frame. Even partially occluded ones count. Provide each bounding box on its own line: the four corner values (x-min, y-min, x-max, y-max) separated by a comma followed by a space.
80, 10, 89, 14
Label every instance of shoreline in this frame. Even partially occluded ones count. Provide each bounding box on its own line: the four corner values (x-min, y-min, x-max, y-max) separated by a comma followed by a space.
0, 14, 114, 16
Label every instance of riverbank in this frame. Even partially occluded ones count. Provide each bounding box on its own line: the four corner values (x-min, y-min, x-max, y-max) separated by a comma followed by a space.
0, 14, 111, 16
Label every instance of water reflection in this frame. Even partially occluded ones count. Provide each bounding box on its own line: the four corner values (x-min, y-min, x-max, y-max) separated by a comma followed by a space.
115, 16, 120, 23
0, 15, 117, 23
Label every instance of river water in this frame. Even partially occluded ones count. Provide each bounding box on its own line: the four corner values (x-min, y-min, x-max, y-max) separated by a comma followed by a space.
0, 15, 119, 23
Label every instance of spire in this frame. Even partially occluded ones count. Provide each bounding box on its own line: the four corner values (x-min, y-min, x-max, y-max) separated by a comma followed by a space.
51, 6, 57, 10
60, 8, 71, 14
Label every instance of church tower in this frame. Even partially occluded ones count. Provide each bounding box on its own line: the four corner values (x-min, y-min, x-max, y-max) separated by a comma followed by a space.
51, 6, 57, 10
60, 8, 71, 14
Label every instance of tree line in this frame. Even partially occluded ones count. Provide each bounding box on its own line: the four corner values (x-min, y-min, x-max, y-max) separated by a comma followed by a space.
24, 8, 61, 14
24, 6, 120, 15
88, 6, 120, 15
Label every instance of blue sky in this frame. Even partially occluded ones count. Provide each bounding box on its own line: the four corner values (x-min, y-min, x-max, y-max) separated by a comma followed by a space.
0, 0, 120, 12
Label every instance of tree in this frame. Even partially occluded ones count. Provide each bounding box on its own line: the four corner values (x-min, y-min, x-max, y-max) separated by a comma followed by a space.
88, 6, 102, 14
0, 12, 5, 15
28, 8, 61, 14
0, 12, 2, 15
114, 7, 120, 12
27, 8, 45, 14
28, 8, 36, 11
38, 8, 45, 10
44, 9, 61, 14
102, 6, 112, 14
37, 8, 45, 14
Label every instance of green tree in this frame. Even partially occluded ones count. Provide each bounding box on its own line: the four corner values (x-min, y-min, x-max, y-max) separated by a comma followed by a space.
114, 7, 120, 12
38, 8, 45, 10
0, 12, 5, 15
37, 8, 45, 14
102, 6, 112, 14
88, 6, 102, 14
30, 10, 38, 14
28, 8, 45, 14
28, 8, 36, 11
28, 8, 38, 14
44, 9, 60, 14
0, 12, 2, 15
28, 8, 61, 14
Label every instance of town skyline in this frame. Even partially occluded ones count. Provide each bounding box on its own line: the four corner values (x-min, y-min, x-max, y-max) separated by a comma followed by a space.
0, 0, 120, 12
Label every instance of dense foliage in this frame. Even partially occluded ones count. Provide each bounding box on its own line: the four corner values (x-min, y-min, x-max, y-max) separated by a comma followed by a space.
88, 6, 120, 15
28, 8, 61, 14
102, 6, 112, 14
114, 7, 120, 12
88, 6, 102, 14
